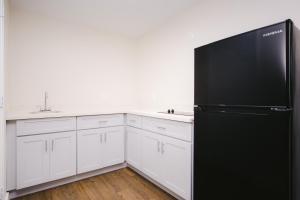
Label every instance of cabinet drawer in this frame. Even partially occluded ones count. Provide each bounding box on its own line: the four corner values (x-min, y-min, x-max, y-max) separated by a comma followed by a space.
16, 117, 76, 136
127, 114, 142, 128
142, 117, 192, 142
77, 114, 124, 130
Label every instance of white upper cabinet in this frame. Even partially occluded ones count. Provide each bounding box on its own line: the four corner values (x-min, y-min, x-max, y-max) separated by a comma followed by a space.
126, 127, 142, 169
17, 134, 50, 189
102, 126, 125, 168
49, 131, 76, 181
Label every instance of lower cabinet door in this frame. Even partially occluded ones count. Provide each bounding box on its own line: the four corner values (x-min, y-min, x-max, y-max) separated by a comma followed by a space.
17, 134, 50, 189
160, 135, 192, 200
140, 131, 162, 182
126, 127, 142, 169
77, 129, 105, 173
102, 126, 125, 168
49, 131, 76, 181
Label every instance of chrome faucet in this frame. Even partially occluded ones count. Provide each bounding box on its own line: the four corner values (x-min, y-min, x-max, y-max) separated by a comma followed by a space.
40, 92, 51, 112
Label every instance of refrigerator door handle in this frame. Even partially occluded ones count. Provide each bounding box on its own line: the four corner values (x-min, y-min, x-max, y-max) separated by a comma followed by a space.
270, 107, 293, 112
213, 110, 269, 116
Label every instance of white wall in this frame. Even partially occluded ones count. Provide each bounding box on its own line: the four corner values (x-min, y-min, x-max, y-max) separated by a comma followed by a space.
6, 8, 138, 113
6, 0, 300, 113
136, 0, 300, 112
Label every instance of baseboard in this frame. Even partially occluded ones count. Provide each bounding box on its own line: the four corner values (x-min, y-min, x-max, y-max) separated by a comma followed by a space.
9, 163, 127, 199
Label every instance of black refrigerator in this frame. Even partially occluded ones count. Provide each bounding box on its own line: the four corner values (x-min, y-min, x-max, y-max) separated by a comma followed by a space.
194, 20, 300, 200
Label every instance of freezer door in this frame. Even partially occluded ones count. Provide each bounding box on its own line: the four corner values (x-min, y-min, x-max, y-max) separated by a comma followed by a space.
194, 110, 291, 200
194, 21, 291, 107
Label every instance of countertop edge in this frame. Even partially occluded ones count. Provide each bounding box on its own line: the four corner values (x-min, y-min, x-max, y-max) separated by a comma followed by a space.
6, 111, 194, 123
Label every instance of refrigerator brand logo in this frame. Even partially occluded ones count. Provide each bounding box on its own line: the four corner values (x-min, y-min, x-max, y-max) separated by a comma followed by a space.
263, 29, 283, 37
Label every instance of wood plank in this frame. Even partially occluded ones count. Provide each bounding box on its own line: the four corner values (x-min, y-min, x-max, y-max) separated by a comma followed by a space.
15, 168, 176, 200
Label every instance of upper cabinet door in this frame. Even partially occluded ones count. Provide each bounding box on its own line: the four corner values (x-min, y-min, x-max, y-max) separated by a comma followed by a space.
126, 127, 142, 169
160, 135, 192, 200
17, 134, 50, 189
102, 126, 125, 168
77, 129, 104, 174
49, 131, 76, 181
140, 131, 162, 183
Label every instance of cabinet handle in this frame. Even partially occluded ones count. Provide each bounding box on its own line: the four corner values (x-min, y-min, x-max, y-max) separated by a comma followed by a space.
105, 133, 107, 143
99, 120, 108, 124
52, 140, 54, 152
45, 140, 48, 152
161, 142, 165, 154
157, 141, 160, 152
100, 134, 103, 143
157, 126, 166, 131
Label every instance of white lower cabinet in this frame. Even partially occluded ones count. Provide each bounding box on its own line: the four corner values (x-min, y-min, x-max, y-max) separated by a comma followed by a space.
77, 128, 105, 173
102, 126, 125, 168
77, 126, 125, 174
130, 124, 192, 200
49, 131, 76, 181
17, 131, 76, 189
141, 131, 162, 182
13, 114, 192, 199
160, 135, 191, 199
17, 134, 50, 189
126, 127, 142, 169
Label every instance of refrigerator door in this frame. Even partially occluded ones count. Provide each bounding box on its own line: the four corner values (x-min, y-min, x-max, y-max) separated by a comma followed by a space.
194, 21, 291, 107
194, 109, 291, 200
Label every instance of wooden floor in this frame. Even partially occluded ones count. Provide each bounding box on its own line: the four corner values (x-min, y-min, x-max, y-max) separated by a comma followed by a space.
15, 168, 176, 200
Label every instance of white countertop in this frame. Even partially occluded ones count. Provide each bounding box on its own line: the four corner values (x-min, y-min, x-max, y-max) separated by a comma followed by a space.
127, 111, 193, 123
6, 110, 194, 123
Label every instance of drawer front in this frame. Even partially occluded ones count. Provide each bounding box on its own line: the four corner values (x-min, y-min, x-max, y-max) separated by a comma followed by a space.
142, 117, 192, 142
16, 117, 76, 136
126, 114, 142, 128
77, 114, 124, 130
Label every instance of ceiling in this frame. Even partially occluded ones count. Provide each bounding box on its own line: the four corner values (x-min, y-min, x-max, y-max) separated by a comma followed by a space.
10, 0, 199, 38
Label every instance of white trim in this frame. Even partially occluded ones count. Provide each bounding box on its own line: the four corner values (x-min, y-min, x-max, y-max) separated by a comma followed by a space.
9, 163, 126, 199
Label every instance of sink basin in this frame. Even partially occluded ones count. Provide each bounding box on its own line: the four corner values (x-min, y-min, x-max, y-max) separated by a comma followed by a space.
30, 110, 61, 114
